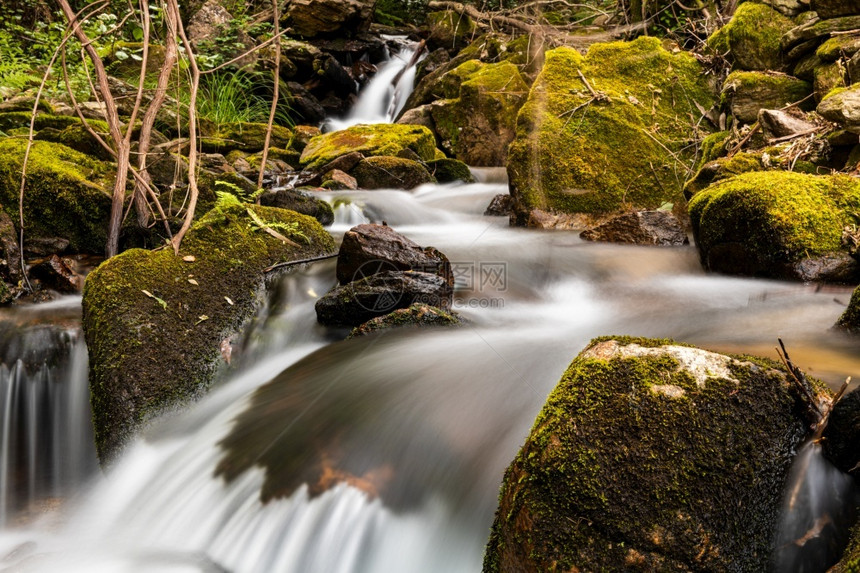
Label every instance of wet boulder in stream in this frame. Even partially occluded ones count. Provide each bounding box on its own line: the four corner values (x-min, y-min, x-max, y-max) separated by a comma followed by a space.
579, 210, 688, 246
484, 336, 825, 572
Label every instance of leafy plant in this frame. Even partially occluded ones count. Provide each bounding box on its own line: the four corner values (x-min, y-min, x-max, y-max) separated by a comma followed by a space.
0, 30, 41, 93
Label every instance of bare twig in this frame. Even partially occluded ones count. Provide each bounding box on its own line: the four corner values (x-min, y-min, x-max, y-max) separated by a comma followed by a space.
264, 253, 338, 273
257, 0, 282, 190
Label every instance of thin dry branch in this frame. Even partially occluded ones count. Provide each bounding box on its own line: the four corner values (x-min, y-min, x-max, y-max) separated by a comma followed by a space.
256, 0, 282, 190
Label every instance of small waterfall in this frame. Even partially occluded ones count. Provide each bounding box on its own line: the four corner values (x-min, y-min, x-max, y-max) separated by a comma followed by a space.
774, 442, 858, 572
0, 299, 97, 526
326, 41, 422, 131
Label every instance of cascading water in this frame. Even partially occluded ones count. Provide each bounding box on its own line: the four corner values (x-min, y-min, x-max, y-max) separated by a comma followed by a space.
0, 178, 859, 571
0, 297, 96, 526
325, 39, 422, 131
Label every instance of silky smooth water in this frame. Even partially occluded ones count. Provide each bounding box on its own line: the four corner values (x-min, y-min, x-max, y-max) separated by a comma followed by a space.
0, 179, 857, 572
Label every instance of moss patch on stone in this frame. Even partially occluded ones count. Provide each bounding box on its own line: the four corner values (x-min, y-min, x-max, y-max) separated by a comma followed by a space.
722, 71, 813, 123
835, 285, 860, 333
200, 121, 294, 154
300, 124, 437, 171
484, 336, 816, 572
707, 2, 794, 71
82, 198, 336, 464
0, 111, 82, 132
0, 138, 114, 254
684, 151, 764, 197
507, 38, 715, 223
429, 60, 529, 166
347, 303, 461, 337
689, 171, 860, 278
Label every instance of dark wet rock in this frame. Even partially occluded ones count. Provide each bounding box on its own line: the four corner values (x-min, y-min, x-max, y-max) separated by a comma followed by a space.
348, 303, 461, 338
722, 71, 813, 124
259, 188, 335, 225
83, 200, 336, 464
146, 151, 189, 188
579, 210, 688, 246
0, 209, 21, 282
811, 0, 860, 19
396, 104, 435, 132
22, 237, 70, 257
315, 270, 453, 327
315, 53, 358, 98
29, 254, 82, 293
424, 158, 474, 183
689, 171, 860, 282
321, 168, 358, 190
484, 194, 512, 216
284, 0, 375, 38
759, 109, 818, 139
823, 389, 860, 478
285, 82, 327, 124
352, 156, 436, 190
783, 15, 860, 57
336, 223, 452, 286
415, 48, 450, 84
484, 336, 821, 572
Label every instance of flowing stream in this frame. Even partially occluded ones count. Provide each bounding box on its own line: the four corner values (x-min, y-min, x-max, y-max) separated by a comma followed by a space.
0, 51, 857, 572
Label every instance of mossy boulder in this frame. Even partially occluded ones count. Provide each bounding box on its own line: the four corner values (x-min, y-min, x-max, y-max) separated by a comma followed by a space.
351, 156, 436, 190
722, 71, 812, 124
689, 171, 860, 281
82, 199, 336, 464
33, 119, 114, 161
815, 62, 848, 103
707, 2, 794, 71
425, 158, 475, 183
0, 111, 81, 132
818, 85, 860, 133
0, 138, 114, 254
507, 38, 716, 227
299, 124, 437, 171
835, 286, 860, 333
427, 10, 476, 53
427, 60, 529, 166
684, 151, 765, 197
484, 336, 819, 572
347, 303, 461, 337
200, 122, 294, 154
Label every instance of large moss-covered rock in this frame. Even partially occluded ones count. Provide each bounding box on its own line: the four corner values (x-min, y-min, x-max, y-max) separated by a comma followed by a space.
300, 124, 437, 171
200, 122, 294, 154
707, 3, 794, 71
484, 336, 819, 572
507, 38, 716, 227
0, 138, 114, 254
689, 171, 860, 281
427, 60, 528, 166
722, 71, 812, 124
351, 156, 436, 190
0, 111, 81, 132
82, 198, 336, 464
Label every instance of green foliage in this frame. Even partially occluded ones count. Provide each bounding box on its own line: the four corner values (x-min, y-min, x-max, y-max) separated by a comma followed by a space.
0, 30, 41, 93
192, 70, 293, 130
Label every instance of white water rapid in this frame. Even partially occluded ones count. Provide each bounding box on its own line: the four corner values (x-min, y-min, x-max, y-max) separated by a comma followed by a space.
0, 177, 858, 572
325, 40, 422, 131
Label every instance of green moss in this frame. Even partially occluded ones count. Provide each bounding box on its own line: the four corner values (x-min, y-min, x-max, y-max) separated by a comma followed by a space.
484, 336, 815, 572
0, 111, 82, 132
347, 303, 460, 337
815, 33, 860, 63
245, 147, 302, 170
300, 124, 437, 171
838, 521, 860, 572
508, 38, 716, 221
835, 285, 860, 333
707, 3, 793, 70
200, 122, 294, 154
685, 151, 764, 197
722, 71, 813, 123
33, 119, 114, 160
425, 158, 475, 183
374, 0, 429, 25
0, 138, 114, 253
352, 156, 436, 189
82, 200, 336, 464
696, 131, 731, 170
689, 171, 860, 274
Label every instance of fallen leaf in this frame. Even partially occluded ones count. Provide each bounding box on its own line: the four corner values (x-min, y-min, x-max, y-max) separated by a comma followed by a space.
195, 315, 209, 325
183, 255, 196, 262
188, 279, 199, 286
224, 296, 234, 305
141, 290, 167, 310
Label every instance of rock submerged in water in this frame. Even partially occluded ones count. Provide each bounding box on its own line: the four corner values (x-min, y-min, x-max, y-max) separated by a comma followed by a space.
484, 336, 819, 572
484, 194, 512, 217
579, 210, 688, 246
348, 303, 461, 338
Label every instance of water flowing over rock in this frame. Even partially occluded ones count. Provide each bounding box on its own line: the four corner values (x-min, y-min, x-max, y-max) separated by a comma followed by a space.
83, 200, 336, 464
484, 336, 819, 572
506, 38, 716, 227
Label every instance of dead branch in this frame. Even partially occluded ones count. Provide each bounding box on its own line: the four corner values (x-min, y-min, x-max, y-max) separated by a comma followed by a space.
264, 253, 338, 273
169, 0, 200, 254
428, 1, 541, 35
256, 0, 282, 190
776, 338, 824, 426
